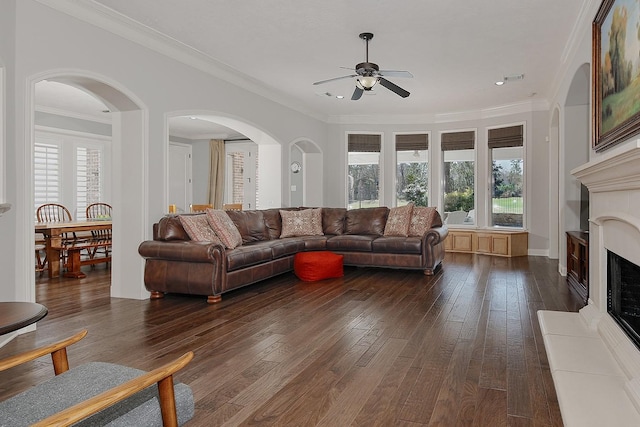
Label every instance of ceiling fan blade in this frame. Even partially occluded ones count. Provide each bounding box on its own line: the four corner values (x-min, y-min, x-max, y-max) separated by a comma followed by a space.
378, 78, 410, 98
351, 86, 364, 100
313, 74, 358, 85
378, 70, 413, 78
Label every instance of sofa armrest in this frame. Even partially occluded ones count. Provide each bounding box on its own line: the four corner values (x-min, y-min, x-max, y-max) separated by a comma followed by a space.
138, 240, 224, 263
424, 225, 448, 246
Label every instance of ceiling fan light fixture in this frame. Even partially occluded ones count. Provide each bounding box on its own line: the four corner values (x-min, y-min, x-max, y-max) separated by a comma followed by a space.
358, 76, 378, 89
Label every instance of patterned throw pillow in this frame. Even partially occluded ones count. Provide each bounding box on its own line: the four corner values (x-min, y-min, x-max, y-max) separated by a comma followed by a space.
383, 203, 414, 237
409, 207, 438, 236
205, 209, 243, 249
280, 208, 324, 238
178, 214, 222, 244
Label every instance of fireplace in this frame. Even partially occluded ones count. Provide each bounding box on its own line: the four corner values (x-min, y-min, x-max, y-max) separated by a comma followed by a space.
537, 142, 640, 425
608, 250, 640, 350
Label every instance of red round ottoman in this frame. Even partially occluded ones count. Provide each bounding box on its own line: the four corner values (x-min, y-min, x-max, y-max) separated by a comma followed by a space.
294, 251, 344, 282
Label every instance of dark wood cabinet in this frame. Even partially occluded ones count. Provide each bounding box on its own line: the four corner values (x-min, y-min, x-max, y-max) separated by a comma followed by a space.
566, 231, 588, 304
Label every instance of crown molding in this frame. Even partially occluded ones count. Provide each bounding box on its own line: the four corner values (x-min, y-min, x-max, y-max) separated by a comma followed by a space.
327, 99, 549, 125
34, 0, 327, 123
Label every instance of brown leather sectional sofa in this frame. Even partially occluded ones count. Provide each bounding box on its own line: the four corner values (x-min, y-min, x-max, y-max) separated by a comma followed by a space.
138, 207, 448, 303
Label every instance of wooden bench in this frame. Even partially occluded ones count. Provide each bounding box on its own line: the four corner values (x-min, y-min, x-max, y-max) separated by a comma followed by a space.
55, 238, 112, 278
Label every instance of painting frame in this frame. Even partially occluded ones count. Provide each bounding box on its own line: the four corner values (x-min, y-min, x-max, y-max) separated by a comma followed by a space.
593, 0, 640, 152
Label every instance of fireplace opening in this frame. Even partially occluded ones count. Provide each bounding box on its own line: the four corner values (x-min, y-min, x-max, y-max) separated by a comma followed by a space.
608, 250, 640, 350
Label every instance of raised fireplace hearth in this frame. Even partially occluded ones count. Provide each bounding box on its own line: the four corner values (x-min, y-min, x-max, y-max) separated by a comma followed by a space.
539, 141, 640, 426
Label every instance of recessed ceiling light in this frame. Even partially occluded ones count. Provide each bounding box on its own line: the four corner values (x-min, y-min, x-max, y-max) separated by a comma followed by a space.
336, 95, 344, 99
495, 81, 505, 86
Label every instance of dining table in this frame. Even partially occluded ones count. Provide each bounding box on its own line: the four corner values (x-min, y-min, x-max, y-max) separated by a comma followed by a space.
35, 219, 112, 278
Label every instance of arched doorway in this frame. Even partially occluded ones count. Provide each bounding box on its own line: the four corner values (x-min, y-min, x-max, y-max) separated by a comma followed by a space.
167, 112, 283, 210
560, 63, 590, 272
20, 71, 148, 303
289, 139, 323, 207
549, 106, 560, 259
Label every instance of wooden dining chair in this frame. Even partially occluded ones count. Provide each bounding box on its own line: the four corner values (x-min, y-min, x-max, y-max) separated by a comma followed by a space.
86, 203, 112, 263
36, 203, 76, 269
190, 204, 213, 213
222, 203, 242, 211
36, 203, 73, 224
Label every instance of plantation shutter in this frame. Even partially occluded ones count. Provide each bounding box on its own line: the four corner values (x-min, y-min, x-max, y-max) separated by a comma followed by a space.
34, 142, 60, 211
488, 125, 523, 148
348, 134, 381, 152
441, 131, 475, 151
396, 133, 428, 151
76, 146, 103, 220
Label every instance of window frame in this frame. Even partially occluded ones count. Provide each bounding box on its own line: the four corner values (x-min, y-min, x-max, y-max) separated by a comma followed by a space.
35, 128, 111, 220
487, 122, 526, 229
394, 131, 430, 208
346, 132, 384, 210
440, 128, 477, 227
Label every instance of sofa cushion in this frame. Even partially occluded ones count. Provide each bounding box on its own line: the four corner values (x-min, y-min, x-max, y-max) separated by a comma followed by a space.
409, 207, 439, 236
322, 207, 347, 235
372, 236, 423, 254
225, 242, 275, 272
345, 207, 389, 236
226, 210, 268, 244
156, 216, 190, 241
206, 209, 243, 249
262, 208, 299, 240
269, 238, 306, 259
383, 203, 414, 237
280, 208, 323, 238
178, 214, 222, 243
326, 234, 376, 251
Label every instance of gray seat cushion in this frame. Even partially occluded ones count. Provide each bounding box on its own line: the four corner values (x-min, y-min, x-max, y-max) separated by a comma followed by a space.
0, 362, 194, 426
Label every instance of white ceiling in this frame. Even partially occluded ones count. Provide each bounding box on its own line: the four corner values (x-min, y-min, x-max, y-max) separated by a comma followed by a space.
36, 0, 589, 138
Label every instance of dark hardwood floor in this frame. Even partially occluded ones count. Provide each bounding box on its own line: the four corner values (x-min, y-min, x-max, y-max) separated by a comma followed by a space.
0, 253, 582, 426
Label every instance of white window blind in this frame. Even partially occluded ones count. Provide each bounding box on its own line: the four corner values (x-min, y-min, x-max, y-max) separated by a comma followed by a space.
34, 141, 60, 212
76, 146, 102, 220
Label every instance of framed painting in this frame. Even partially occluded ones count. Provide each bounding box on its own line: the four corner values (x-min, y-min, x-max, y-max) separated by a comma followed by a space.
593, 0, 640, 152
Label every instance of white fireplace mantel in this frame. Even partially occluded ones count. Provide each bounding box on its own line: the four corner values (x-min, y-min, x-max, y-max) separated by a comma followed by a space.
539, 139, 640, 426
572, 139, 640, 193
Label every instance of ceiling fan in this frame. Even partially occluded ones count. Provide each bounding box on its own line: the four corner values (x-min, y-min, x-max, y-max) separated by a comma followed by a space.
313, 32, 413, 100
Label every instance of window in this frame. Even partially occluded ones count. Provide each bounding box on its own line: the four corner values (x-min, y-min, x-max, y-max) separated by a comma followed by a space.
396, 133, 428, 207
34, 132, 109, 220
76, 146, 103, 220
34, 139, 61, 213
441, 130, 475, 225
348, 134, 381, 209
489, 125, 524, 227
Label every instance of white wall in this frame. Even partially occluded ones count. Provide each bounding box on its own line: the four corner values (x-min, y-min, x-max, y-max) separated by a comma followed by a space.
1, 0, 326, 302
